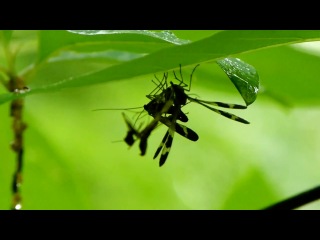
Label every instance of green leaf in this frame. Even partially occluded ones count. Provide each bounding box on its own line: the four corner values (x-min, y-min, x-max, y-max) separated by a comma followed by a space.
2, 30, 320, 105
23, 30, 188, 84
216, 57, 259, 106
37, 31, 320, 91
37, 30, 188, 63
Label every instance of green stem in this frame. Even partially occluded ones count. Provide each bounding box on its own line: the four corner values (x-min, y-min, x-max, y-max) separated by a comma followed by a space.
8, 74, 27, 210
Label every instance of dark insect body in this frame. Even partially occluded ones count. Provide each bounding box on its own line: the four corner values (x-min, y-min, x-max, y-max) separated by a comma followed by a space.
140, 64, 250, 166
119, 64, 250, 167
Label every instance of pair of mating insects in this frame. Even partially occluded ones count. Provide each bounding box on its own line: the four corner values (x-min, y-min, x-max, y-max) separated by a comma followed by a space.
99, 64, 250, 167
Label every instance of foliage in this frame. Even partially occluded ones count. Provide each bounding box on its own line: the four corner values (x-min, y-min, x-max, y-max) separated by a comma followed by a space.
1, 30, 320, 209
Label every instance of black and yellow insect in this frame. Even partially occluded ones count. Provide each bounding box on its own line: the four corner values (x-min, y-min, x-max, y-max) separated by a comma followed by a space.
115, 63, 251, 167
141, 64, 250, 166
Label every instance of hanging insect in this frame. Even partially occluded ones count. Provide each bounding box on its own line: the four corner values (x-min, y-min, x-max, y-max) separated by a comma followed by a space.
140, 64, 250, 166
120, 69, 194, 159
95, 63, 252, 167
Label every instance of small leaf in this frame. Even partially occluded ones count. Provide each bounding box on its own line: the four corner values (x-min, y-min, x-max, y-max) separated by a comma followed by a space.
217, 58, 259, 106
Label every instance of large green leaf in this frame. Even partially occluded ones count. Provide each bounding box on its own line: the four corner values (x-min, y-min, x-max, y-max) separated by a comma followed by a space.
21, 30, 188, 87
37, 30, 188, 63
2, 30, 320, 105
30, 30, 320, 91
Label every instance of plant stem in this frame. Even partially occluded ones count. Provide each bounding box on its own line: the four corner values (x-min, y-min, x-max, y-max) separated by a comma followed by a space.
263, 186, 320, 210
8, 74, 27, 210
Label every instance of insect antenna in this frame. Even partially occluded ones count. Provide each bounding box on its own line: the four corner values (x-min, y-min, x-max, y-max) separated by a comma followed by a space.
92, 106, 143, 111
188, 64, 200, 92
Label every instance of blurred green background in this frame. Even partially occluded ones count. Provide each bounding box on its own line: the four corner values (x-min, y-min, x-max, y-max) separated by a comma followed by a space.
1, 30, 320, 210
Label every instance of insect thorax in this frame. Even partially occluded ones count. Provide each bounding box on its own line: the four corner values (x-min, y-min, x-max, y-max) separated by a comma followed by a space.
170, 83, 188, 107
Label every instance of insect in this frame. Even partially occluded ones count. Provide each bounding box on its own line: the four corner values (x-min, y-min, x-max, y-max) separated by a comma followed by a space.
122, 69, 197, 166
144, 64, 250, 124
96, 63, 251, 167
120, 71, 196, 159
141, 64, 250, 166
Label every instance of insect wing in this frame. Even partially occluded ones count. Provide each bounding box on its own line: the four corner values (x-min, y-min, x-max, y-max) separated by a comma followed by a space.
159, 128, 174, 167
160, 116, 198, 141
175, 123, 199, 141
153, 130, 170, 160
153, 128, 174, 167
